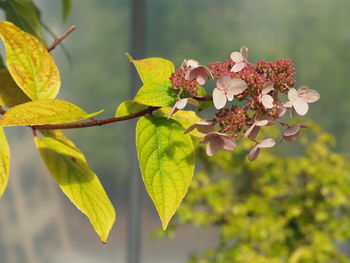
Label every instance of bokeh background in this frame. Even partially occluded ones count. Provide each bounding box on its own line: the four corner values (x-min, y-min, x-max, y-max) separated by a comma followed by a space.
0, 0, 349, 262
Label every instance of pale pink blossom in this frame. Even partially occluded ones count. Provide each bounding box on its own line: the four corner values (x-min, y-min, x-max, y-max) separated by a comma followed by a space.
183, 59, 212, 85
184, 120, 216, 134
212, 74, 247, 109
200, 132, 236, 156
168, 98, 199, 118
248, 138, 276, 161
244, 120, 269, 140
259, 82, 274, 109
281, 124, 307, 141
230, 48, 248, 72
287, 86, 320, 116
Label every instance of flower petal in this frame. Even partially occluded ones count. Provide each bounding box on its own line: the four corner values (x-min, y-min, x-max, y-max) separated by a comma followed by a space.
184, 59, 200, 68
216, 74, 231, 91
175, 98, 188, 109
188, 66, 212, 85
227, 78, 247, 98
298, 86, 320, 103
261, 94, 274, 109
262, 82, 274, 94
221, 136, 236, 151
257, 138, 276, 148
256, 120, 269, 126
230, 62, 246, 73
248, 126, 260, 140
283, 124, 301, 137
283, 133, 300, 141
240, 46, 248, 60
184, 120, 215, 134
293, 99, 309, 116
230, 52, 243, 63
248, 146, 260, 161
213, 88, 227, 109
288, 88, 299, 102
168, 99, 187, 118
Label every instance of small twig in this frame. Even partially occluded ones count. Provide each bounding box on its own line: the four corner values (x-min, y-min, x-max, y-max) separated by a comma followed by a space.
47, 25, 77, 52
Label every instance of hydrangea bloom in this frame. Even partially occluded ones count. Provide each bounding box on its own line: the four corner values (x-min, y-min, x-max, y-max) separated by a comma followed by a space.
200, 132, 236, 156
183, 59, 212, 85
168, 47, 320, 159
212, 74, 247, 109
248, 138, 276, 161
286, 86, 320, 116
230, 46, 248, 73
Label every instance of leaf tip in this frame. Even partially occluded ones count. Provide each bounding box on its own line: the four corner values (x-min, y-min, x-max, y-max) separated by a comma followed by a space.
125, 52, 133, 62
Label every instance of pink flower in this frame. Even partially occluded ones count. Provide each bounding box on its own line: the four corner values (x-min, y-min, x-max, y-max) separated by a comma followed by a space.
184, 120, 216, 134
230, 48, 248, 73
183, 59, 212, 85
281, 124, 307, 141
200, 132, 236, 156
248, 138, 276, 161
168, 98, 199, 118
259, 82, 274, 109
287, 86, 320, 116
212, 74, 247, 109
244, 120, 269, 140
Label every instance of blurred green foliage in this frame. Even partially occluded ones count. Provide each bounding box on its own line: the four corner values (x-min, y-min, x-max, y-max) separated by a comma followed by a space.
160, 122, 350, 262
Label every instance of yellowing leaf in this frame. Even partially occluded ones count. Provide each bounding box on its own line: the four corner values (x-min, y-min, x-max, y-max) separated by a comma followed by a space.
127, 54, 177, 107
0, 21, 60, 100
0, 99, 103, 127
0, 69, 30, 107
0, 128, 10, 197
136, 116, 195, 229
115, 100, 148, 117
1, 0, 47, 45
154, 107, 203, 137
34, 133, 115, 242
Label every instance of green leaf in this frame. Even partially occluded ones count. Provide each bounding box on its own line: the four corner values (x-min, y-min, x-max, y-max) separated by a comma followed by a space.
0, 99, 103, 127
115, 100, 148, 117
0, 128, 10, 198
34, 132, 116, 242
0, 69, 30, 107
127, 54, 177, 107
136, 116, 195, 229
62, 0, 72, 21
154, 107, 203, 137
0, 21, 60, 100
0, 0, 46, 45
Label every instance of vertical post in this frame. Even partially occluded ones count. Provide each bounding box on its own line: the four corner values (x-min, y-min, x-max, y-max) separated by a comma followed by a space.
127, 0, 146, 263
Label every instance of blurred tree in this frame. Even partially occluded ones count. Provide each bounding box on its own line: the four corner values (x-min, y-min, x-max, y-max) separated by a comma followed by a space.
160, 122, 350, 262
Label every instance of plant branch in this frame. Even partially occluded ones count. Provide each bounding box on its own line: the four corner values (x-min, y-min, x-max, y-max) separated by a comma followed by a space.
31, 94, 212, 130
33, 106, 159, 130
47, 25, 77, 52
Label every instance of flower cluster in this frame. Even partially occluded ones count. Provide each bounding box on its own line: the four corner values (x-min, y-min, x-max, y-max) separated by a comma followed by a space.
169, 46, 320, 160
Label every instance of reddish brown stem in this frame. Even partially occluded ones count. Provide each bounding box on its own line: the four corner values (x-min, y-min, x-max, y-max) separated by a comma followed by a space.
47, 25, 77, 52
32, 106, 159, 130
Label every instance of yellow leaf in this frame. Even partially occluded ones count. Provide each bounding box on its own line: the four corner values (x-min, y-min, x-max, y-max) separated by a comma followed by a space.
35, 133, 116, 242
0, 128, 10, 197
0, 99, 103, 127
0, 21, 60, 100
0, 69, 30, 107
127, 54, 177, 107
